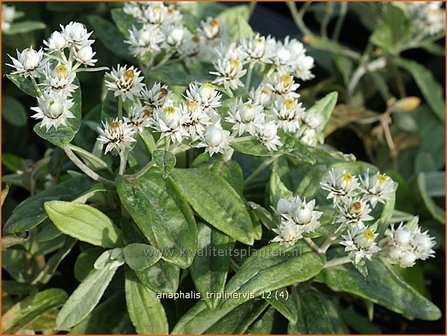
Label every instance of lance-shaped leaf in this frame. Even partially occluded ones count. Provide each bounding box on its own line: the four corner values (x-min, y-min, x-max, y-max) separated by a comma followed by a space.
221, 242, 326, 308
153, 149, 176, 178
307, 91, 338, 134
125, 268, 169, 334
171, 168, 255, 245
123, 243, 162, 271
134, 259, 179, 294
317, 258, 441, 320
44, 201, 121, 248
116, 169, 197, 268
3, 176, 95, 234
190, 223, 235, 310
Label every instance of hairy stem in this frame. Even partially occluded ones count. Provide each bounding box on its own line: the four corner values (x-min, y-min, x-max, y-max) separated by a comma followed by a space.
304, 237, 323, 254
124, 160, 155, 180
323, 256, 351, 269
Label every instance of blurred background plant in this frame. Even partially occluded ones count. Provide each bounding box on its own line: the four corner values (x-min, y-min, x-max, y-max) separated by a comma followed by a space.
1, 2, 444, 334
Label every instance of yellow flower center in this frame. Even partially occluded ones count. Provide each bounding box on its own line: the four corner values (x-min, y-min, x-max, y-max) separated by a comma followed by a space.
352, 201, 362, 214
230, 59, 240, 68
342, 172, 353, 184
123, 69, 135, 81
159, 87, 168, 97
285, 98, 295, 109
192, 35, 200, 44
154, 4, 162, 13
55, 64, 69, 78
377, 175, 387, 185
256, 37, 263, 44
163, 106, 176, 114
363, 229, 375, 240
187, 101, 198, 110
280, 75, 292, 86
143, 108, 153, 117
203, 82, 215, 92
111, 121, 120, 129
245, 103, 253, 109
209, 19, 219, 28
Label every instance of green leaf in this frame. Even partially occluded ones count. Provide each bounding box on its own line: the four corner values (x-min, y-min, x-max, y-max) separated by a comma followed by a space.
266, 288, 298, 324
268, 169, 294, 209
36, 220, 62, 242
87, 15, 134, 62
56, 258, 123, 330
231, 139, 273, 157
217, 5, 253, 43
397, 58, 445, 121
134, 259, 179, 294
3, 21, 46, 35
44, 201, 121, 248
309, 91, 338, 134
34, 78, 82, 147
2, 95, 28, 127
153, 149, 176, 178
111, 8, 141, 38
116, 169, 197, 268
317, 258, 441, 320
3, 176, 95, 234
339, 305, 382, 334
247, 306, 276, 334
221, 242, 326, 308
123, 243, 162, 271
6, 74, 38, 97
67, 144, 109, 171
74, 247, 104, 282
171, 168, 255, 245
417, 172, 445, 224
289, 285, 348, 334
1, 289, 67, 334
125, 268, 169, 334
190, 223, 235, 310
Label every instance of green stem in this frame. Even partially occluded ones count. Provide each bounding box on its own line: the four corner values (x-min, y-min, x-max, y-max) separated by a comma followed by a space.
287, 2, 312, 36
243, 156, 277, 189
323, 256, 351, 269
124, 160, 155, 180
320, 223, 347, 253
30, 77, 42, 96
118, 97, 123, 119
332, 2, 348, 41
304, 238, 322, 254
248, 1, 257, 19
118, 151, 128, 175
245, 62, 255, 92
64, 146, 114, 185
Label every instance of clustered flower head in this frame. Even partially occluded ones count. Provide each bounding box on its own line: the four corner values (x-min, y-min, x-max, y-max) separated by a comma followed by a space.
6, 21, 98, 131
211, 33, 321, 148
272, 196, 323, 246
2, 4, 17, 32
122, 2, 227, 64
397, 2, 445, 37
379, 220, 436, 268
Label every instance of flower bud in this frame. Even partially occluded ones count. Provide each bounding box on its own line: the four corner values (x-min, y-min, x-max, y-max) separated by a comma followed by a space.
394, 228, 411, 246
205, 126, 224, 147
399, 251, 416, 268
276, 198, 292, 214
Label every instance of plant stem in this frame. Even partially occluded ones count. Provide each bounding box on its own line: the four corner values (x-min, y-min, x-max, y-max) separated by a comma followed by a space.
243, 156, 277, 189
30, 77, 42, 96
287, 2, 313, 36
64, 146, 114, 185
118, 151, 128, 175
248, 1, 257, 19
320, 223, 347, 253
347, 57, 386, 98
245, 63, 255, 92
323, 256, 351, 269
333, 2, 348, 41
304, 238, 322, 254
124, 160, 155, 180
118, 97, 123, 119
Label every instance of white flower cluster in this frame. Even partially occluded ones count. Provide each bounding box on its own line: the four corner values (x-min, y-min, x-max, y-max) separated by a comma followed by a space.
212, 34, 321, 147
398, 2, 445, 36
321, 169, 395, 264
2, 4, 16, 32
6, 22, 98, 131
379, 221, 435, 268
272, 196, 323, 246
98, 65, 232, 156
122, 2, 226, 63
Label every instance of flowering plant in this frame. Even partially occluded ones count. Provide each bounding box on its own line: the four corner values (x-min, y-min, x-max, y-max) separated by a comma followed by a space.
2, 2, 444, 334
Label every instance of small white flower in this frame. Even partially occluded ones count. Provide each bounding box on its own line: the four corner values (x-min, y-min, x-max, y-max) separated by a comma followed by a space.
163, 25, 185, 48
266, 73, 300, 98
2, 5, 16, 32
141, 2, 169, 26
74, 45, 97, 66
240, 33, 276, 64
141, 82, 171, 109
31, 90, 75, 131
255, 121, 283, 151
279, 196, 323, 235
7, 47, 44, 77
380, 221, 435, 268
60, 21, 93, 50
44, 31, 67, 51
320, 169, 360, 204
124, 106, 151, 133
97, 119, 136, 154
184, 82, 222, 114
105, 65, 145, 101
360, 172, 395, 207
340, 227, 381, 264
272, 96, 305, 133
226, 99, 265, 136
198, 17, 221, 41
294, 54, 315, 81
272, 220, 301, 246
177, 30, 201, 61
151, 101, 189, 144
180, 101, 210, 140
123, 2, 144, 19
249, 87, 273, 107
336, 198, 374, 229
41, 62, 78, 96
126, 24, 164, 57
199, 122, 230, 156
